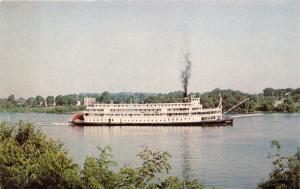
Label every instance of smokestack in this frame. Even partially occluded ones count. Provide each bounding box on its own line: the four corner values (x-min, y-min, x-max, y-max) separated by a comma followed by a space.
181, 53, 192, 98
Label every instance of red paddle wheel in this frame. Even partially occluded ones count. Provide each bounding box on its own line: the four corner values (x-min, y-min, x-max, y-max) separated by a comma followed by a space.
71, 114, 84, 123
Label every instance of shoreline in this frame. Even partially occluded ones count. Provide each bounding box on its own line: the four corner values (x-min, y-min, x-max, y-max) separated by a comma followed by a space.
0, 105, 85, 114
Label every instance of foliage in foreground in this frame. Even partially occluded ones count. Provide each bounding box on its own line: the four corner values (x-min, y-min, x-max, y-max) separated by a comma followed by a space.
0, 121, 82, 189
0, 122, 205, 189
258, 140, 300, 189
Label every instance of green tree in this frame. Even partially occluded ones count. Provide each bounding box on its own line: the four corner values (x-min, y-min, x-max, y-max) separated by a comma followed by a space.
263, 88, 275, 97
258, 97, 275, 112
0, 121, 83, 189
26, 97, 36, 107
56, 95, 68, 106
66, 94, 78, 106
81, 146, 118, 189
46, 96, 55, 106
7, 94, 15, 102
98, 92, 112, 103
81, 145, 205, 189
36, 95, 45, 106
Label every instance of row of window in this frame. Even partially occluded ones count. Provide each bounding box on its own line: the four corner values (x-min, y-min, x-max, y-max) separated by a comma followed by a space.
167, 113, 189, 116
202, 116, 216, 120
87, 109, 104, 111
87, 108, 206, 113
110, 109, 161, 112
85, 116, 218, 123
93, 103, 192, 108
167, 108, 189, 111
191, 111, 220, 115
86, 117, 195, 122
85, 111, 220, 117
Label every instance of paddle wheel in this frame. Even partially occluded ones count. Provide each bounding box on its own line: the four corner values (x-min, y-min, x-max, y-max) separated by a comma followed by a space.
71, 114, 84, 123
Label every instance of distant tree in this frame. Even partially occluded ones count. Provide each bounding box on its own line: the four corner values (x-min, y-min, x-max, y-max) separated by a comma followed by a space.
292, 94, 300, 103
98, 91, 112, 103
55, 95, 68, 106
258, 97, 275, 112
36, 95, 44, 106
260, 101, 275, 112
276, 97, 294, 112
134, 93, 146, 103
144, 95, 159, 103
263, 88, 275, 97
7, 94, 15, 102
292, 88, 300, 95
200, 95, 215, 108
65, 94, 78, 106
246, 99, 257, 113
46, 96, 55, 106
125, 95, 135, 103
26, 97, 36, 107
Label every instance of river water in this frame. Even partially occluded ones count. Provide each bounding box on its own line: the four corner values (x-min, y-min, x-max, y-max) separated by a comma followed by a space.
0, 112, 299, 189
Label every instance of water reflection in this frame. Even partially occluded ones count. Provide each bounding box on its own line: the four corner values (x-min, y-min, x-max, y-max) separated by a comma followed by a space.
181, 128, 192, 180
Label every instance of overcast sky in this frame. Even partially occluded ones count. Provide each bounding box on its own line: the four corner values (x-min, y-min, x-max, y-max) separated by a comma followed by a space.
0, 1, 299, 98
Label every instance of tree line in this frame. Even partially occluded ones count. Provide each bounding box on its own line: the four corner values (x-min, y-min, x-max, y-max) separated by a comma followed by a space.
2, 94, 80, 107
0, 94, 84, 113
0, 122, 299, 189
1, 87, 300, 113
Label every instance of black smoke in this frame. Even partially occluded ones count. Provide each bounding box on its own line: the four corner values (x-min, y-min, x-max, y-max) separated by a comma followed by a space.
181, 53, 192, 97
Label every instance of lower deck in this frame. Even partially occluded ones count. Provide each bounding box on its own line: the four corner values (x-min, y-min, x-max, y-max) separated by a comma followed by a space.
70, 118, 233, 127
84, 114, 222, 124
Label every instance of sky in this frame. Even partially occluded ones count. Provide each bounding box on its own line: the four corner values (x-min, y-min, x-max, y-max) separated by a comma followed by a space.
0, 1, 299, 98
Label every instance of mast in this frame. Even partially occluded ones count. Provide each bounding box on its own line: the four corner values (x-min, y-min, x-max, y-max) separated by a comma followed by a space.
218, 93, 222, 108
218, 93, 223, 119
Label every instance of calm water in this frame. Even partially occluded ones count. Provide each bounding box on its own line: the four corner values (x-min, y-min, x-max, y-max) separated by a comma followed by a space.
0, 112, 300, 189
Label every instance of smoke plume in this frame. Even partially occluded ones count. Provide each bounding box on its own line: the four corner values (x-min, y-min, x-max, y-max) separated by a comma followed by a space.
181, 53, 192, 97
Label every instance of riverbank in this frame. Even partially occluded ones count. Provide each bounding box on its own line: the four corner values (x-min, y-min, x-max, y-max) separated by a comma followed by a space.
0, 105, 85, 114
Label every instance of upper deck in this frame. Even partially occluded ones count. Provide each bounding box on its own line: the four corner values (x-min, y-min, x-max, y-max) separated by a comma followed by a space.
87, 96, 201, 109
84, 96, 222, 116
86, 97, 202, 111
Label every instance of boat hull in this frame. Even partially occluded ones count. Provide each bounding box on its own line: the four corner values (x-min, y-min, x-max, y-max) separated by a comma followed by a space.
69, 119, 233, 127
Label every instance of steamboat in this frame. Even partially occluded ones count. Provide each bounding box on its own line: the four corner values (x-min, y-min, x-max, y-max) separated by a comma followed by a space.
70, 95, 238, 127
70, 54, 249, 127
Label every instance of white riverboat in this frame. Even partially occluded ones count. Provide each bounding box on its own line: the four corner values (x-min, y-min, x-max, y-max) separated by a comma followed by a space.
70, 95, 233, 126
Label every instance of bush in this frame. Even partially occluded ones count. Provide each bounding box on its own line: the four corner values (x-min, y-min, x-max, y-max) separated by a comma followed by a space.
258, 140, 300, 189
0, 121, 82, 189
0, 122, 205, 189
